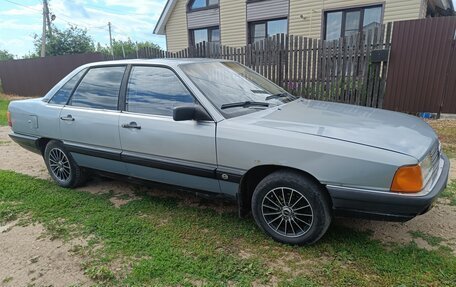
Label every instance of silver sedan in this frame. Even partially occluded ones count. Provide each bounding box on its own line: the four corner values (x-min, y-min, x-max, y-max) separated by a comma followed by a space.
7, 59, 450, 245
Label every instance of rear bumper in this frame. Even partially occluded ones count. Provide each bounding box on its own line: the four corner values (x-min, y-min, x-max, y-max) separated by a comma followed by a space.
327, 154, 450, 222
9, 132, 41, 155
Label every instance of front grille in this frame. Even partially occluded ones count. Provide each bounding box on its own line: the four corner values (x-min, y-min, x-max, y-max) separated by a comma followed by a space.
430, 141, 440, 168
426, 140, 440, 187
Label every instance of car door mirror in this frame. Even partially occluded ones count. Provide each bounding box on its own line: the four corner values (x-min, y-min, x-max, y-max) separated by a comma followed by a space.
173, 105, 212, 122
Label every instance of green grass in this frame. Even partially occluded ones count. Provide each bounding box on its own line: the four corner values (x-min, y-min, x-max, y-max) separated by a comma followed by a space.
409, 231, 444, 246
0, 97, 9, 126
0, 171, 455, 286
429, 120, 456, 159
440, 180, 456, 206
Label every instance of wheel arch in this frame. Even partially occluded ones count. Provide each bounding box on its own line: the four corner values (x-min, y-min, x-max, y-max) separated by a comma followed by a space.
36, 137, 54, 155
237, 165, 332, 217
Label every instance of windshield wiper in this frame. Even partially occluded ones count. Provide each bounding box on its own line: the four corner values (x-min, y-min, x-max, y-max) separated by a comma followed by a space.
265, 92, 292, 101
221, 101, 269, 110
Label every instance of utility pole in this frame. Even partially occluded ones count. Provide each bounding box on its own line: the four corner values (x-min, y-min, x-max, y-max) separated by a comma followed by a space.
108, 22, 113, 59
44, 0, 52, 36
40, 0, 52, 57
40, 0, 46, 57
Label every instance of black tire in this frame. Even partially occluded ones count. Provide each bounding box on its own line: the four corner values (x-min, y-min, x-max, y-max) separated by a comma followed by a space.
251, 170, 332, 245
44, 140, 87, 188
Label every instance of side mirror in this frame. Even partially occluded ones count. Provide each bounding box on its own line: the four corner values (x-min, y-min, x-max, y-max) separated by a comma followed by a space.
173, 105, 212, 122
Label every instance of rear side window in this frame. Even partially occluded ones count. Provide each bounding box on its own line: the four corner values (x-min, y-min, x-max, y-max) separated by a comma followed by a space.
70, 66, 126, 110
126, 66, 195, 116
49, 69, 86, 105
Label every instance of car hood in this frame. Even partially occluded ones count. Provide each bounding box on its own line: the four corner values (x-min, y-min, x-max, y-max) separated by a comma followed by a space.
237, 99, 437, 160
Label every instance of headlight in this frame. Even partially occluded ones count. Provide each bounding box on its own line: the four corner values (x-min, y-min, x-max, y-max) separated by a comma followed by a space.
420, 154, 433, 184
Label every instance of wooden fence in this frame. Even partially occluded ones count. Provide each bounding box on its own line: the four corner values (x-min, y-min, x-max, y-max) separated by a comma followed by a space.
0, 53, 105, 97
1, 25, 392, 109
119, 23, 392, 108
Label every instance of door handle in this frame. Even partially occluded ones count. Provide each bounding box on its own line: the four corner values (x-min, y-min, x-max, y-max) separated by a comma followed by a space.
60, 115, 75, 121
121, 122, 141, 129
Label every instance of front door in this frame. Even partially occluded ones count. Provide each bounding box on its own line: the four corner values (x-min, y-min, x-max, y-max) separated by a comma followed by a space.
60, 65, 127, 175
118, 65, 219, 193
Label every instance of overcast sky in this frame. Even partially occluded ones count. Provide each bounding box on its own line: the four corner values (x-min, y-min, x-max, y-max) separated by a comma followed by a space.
1, 0, 456, 58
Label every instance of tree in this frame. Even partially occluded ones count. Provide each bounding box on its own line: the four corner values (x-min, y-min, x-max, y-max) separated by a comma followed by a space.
97, 38, 161, 58
34, 25, 95, 56
0, 50, 14, 61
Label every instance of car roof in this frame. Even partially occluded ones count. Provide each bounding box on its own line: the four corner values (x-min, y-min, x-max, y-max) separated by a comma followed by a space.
82, 58, 231, 69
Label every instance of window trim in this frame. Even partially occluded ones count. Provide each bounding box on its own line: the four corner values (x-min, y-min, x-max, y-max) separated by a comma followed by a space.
66, 65, 128, 111
189, 26, 220, 46
322, 4, 384, 40
121, 64, 214, 121
248, 17, 288, 44
187, 0, 219, 12
47, 68, 88, 106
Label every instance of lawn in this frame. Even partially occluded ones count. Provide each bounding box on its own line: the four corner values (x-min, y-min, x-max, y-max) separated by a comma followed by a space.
429, 120, 456, 159
0, 94, 455, 286
1, 172, 456, 286
0, 95, 9, 126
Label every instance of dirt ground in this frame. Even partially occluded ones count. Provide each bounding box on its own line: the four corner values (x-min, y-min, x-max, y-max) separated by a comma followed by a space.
0, 126, 456, 286
0, 222, 93, 287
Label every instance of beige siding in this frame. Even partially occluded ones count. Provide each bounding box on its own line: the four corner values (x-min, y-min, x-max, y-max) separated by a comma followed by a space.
289, 0, 422, 39
165, 0, 188, 52
220, 0, 246, 47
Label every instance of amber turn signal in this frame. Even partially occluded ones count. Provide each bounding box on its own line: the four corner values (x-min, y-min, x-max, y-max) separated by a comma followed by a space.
6, 111, 12, 127
391, 165, 423, 193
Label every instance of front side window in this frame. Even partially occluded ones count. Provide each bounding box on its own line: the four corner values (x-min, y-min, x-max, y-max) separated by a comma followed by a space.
325, 5, 382, 40
70, 66, 126, 110
126, 66, 195, 116
180, 61, 297, 118
249, 18, 287, 44
190, 27, 220, 45
49, 69, 86, 105
189, 0, 219, 10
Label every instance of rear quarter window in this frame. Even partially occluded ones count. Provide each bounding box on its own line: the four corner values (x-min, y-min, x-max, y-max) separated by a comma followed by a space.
48, 69, 86, 105
70, 66, 126, 110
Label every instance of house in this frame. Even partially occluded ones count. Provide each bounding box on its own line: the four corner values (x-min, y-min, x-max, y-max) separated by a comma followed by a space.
154, 0, 455, 52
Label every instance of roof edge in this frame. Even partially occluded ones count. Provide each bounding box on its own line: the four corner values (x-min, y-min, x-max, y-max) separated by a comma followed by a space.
153, 0, 176, 35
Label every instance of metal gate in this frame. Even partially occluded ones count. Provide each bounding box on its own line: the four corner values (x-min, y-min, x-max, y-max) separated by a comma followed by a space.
383, 16, 456, 115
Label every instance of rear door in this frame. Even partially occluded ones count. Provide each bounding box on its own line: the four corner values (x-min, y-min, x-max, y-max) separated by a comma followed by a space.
59, 65, 127, 174
118, 65, 219, 193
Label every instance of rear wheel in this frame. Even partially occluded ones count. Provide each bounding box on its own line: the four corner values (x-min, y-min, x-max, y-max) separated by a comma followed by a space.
44, 140, 86, 188
251, 170, 332, 245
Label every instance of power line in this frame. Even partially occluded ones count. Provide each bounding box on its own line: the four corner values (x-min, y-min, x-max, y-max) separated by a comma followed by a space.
4, 0, 42, 12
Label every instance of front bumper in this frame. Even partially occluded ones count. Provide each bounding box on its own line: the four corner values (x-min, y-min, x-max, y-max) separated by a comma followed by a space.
327, 154, 450, 222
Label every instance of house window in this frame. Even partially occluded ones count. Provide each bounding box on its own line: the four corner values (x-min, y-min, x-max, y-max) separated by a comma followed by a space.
190, 27, 220, 46
324, 5, 382, 40
249, 18, 288, 44
188, 0, 219, 11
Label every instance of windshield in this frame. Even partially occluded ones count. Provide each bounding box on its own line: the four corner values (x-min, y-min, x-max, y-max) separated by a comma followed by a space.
180, 61, 297, 118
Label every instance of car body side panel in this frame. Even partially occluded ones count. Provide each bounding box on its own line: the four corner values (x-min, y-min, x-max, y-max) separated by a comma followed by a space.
216, 120, 417, 191
71, 153, 127, 175
9, 99, 61, 139
118, 113, 220, 193
125, 163, 220, 193
59, 107, 122, 150
59, 106, 126, 174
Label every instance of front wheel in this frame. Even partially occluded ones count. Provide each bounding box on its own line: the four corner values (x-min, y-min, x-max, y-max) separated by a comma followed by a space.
251, 170, 332, 245
44, 140, 87, 188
